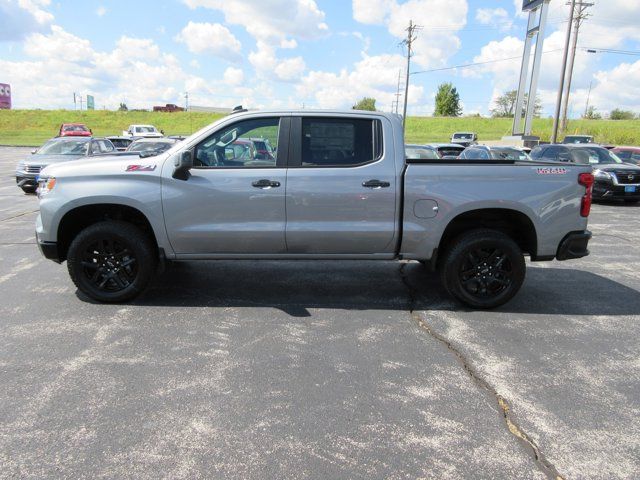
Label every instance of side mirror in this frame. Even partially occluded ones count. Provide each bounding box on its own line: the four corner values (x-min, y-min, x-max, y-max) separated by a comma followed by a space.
172, 150, 193, 180
161, 129, 165, 135
31, 149, 38, 155
90, 129, 93, 134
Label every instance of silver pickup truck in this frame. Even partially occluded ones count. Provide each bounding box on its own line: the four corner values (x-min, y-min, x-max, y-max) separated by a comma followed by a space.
35, 110, 594, 308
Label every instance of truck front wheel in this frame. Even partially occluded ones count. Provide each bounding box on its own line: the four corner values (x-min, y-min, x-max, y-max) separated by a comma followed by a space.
67, 221, 157, 303
440, 229, 525, 309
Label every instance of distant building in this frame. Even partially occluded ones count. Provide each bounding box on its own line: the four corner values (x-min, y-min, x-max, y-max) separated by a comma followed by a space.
153, 103, 185, 112
0, 83, 11, 109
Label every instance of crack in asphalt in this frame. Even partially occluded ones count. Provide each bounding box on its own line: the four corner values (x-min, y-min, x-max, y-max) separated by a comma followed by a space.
0, 209, 39, 222
398, 262, 565, 480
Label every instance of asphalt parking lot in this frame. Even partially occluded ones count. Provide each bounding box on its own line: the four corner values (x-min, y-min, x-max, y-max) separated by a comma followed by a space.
0, 146, 638, 479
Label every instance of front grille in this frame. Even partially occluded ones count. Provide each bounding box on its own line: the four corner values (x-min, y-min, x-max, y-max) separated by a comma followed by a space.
614, 171, 640, 184
24, 165, 42, 174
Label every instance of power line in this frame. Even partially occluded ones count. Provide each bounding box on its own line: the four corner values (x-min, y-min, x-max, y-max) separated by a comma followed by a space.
410, 48, 564, 76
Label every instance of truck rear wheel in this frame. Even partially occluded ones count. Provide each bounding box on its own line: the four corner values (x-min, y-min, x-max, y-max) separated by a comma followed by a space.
67, 221, 157, 303
440, 229, 525, 309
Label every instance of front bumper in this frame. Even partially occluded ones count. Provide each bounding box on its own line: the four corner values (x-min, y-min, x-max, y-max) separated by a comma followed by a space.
593, 181, 640, 200
37, 239, 61, 263
16, 173, 38, 189
556, 231, 591, 261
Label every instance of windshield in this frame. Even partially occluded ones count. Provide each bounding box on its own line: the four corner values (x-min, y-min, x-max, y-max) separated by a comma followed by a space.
453, 133, 473, 139
489, 148, 531, 161
63, 125, 89, 132
571, 147, 623, 165
38, 139, 89, 155
135, 126, 157, 133
564, 136, 592, 144
406, 147, 439, 160
128, 141, 172, 153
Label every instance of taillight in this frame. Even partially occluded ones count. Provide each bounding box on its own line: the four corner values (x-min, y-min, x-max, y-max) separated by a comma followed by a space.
578, 172, 594, 217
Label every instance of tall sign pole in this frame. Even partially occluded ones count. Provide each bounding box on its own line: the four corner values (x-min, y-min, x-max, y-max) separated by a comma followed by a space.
512, 0, 550, 138
551, 0, 577, 144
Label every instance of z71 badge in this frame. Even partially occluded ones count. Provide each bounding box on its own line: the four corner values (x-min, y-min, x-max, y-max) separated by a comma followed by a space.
126, 165, 157, 172
536, 167, 567, 175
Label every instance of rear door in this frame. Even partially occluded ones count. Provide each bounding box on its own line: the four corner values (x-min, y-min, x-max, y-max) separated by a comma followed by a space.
162, 115, 290, 255
285, 115, 398, 254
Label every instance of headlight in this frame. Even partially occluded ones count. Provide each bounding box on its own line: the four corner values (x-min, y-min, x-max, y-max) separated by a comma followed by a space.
37, 177, 56, 198
593, 169, 612, 180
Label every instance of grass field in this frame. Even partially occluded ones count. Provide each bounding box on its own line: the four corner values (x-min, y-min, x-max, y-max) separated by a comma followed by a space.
1, 109, 639, 146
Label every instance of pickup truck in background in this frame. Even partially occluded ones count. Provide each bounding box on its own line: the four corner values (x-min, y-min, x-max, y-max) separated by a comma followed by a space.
35, 110, 594, 308
122, 124, 164, 138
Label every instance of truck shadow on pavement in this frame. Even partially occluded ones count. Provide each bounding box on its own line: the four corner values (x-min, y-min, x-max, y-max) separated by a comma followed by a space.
93, 260, 640, 318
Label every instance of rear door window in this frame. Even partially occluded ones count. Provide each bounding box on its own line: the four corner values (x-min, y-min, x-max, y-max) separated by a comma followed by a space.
299, 117, 382, 167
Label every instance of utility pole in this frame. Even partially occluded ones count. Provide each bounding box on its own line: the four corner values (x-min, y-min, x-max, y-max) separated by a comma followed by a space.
401, 20, 421, 131
560, 1, 593, 131
184, 91, 189, 111
394, 69, 402, 114
551, 0, 576, 144
583, 80, 593, 118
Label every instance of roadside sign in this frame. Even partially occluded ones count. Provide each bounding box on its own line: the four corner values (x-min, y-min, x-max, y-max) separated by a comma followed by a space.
0, 83, 11, 109
522, 0, 544, 11
87, 94, 95, 110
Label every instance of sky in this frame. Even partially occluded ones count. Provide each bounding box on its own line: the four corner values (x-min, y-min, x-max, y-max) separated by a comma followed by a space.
0, 0, 639, 117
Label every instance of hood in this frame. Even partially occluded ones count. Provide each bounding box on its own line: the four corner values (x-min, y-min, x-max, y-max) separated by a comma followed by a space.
596, 163, 640, 172
20, 154, 85, 168
40, 152, 165, 179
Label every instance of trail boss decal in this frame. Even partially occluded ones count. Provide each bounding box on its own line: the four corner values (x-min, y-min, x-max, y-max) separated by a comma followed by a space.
536, 167, 567, 175
126, 165, 157, 172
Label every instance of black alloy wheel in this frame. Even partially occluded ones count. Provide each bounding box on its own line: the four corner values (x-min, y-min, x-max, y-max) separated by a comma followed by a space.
440, 229, 525, 309
67, 221, 156, 302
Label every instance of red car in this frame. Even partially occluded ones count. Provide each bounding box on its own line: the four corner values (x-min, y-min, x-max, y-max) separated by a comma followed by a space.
58, 123, 92, 137
612, 147, 640, 166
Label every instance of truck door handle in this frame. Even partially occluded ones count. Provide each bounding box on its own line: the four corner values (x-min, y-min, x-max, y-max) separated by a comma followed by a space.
252, 179, 281, 189
362, 179, 390, 189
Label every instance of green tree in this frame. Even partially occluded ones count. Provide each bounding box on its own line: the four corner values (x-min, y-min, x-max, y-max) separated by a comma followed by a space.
491, 90, 542, 118
118, 102, 128, 112
609, 108, 635, 120
582, 106, 602, 120
352, 97, 376, 111
434, 83, 462, 117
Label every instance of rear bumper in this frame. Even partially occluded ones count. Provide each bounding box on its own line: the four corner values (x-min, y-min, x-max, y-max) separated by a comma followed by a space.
556, 231, 591, 261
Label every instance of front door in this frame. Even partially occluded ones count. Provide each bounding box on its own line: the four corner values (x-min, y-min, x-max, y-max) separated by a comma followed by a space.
285, 115, 399, 254
163, 116, 289, 255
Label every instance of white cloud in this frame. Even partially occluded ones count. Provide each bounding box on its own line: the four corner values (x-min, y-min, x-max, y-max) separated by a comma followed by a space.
182, 0, 328, 46
24, 25, 94, 62
352, 0, 468, 69
296, 53, 424, 111
0, 0, 53, 41
223, 67, 244, 85
96, 6, 107, 17
475, 7, 512, 31
175, 21, 241, 62
590, 60, 640, 113
274, 56, 306, 81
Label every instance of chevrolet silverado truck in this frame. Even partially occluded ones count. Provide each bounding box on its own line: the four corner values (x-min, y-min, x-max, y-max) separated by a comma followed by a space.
35, 110, 594, 308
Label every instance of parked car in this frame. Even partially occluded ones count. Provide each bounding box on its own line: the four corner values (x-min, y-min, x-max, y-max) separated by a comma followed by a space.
459, 146, 531, 161
122, 124, 164, 138
611, 146, 640, 166
562, 135, 594, 144
531, 144, 640, 203
450, 132, 478, 147
427, 143, 465, 159
58, 123, 92, 137
15, 137, 116, 193
35, 110, 593, 309
405, 144, 440, 160
126, 138, 178, 156
106, 136, 134, 152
